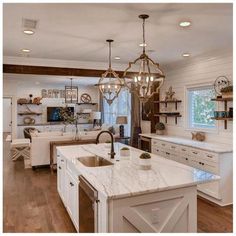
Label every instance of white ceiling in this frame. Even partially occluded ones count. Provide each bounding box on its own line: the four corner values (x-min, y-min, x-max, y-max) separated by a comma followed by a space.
3, 3, 233, 66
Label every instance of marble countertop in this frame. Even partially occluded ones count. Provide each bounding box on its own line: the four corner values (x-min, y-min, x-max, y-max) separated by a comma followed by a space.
57, 143, 219, 200
140, 133, 233, 153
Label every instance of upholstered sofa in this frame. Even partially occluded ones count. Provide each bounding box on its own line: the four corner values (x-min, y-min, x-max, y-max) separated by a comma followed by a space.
30, 130, 111, 168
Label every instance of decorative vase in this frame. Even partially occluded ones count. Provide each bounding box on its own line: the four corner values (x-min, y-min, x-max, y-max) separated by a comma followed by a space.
120, 149, 130, 157
139, 158, 151, 170
156, 130, 164, 135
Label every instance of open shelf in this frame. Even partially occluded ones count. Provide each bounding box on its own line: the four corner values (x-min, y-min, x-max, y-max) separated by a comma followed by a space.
154, 113, 182, 124
211, 97, 233, 102
18, 103, 42, 105
211, 117, 233, 121
18, 112, 42, 116
211, 97, 233, 129
77, 103, 98, 105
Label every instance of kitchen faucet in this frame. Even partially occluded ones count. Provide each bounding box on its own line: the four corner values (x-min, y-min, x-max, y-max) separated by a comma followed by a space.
96, 131, 115, 159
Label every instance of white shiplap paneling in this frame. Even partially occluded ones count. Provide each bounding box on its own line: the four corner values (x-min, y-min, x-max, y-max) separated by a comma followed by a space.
159, 52, 233, 145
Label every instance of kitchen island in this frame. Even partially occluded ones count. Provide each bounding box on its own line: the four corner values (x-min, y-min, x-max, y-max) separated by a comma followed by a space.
56, 142, 219, 233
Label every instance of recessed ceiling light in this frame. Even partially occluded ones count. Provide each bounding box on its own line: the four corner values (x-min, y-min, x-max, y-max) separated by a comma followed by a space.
182, 53, 190, 57
23, 29, 34, 35
22, 49, 30, 53
139, 43, 147, 47
179, 21, 191, 27
114, 56, 120, 60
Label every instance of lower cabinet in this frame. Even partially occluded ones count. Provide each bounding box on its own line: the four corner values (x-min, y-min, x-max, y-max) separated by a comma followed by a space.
57, 153, 79, 231
151, 138, 232, 206
65, 169, 79, 231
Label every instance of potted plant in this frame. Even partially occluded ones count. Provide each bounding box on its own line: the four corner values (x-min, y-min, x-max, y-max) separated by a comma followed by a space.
139, 152, 151, 170
120, 147, 130, 157
155, 122, 165, 135
221, 85, 233, 99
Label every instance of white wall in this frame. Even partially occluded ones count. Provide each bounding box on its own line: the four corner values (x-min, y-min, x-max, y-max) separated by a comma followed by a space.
158, 51, 233, 145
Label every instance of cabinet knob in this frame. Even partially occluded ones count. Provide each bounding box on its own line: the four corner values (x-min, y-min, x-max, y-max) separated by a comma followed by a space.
199, 162, 202, 165
58, 166, 61, 170
193, 151, 198, 154
185, 158, 188, 161
70, 182, 74, 187
61, 160, 64, 162
202, 163, 205, 166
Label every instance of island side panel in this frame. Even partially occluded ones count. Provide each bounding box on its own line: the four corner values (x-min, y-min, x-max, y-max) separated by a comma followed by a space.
108, 186, 197, 233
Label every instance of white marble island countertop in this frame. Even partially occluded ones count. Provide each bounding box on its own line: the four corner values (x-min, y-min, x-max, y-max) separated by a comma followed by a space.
140, 133, 233, 153
57, 143, 219, 200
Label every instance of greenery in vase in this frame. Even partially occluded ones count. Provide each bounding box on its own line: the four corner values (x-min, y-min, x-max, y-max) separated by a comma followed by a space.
155, 122, 165, 130
59, 106, 77, 125
139, 152, 151, 159
221, 85, 233, 93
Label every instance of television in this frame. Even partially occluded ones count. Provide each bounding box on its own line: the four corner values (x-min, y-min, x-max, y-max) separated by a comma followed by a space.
47, 107, 74, 122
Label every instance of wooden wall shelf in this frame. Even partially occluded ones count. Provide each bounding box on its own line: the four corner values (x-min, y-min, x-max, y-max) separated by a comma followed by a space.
18, 112, 42, 116
77, 103, 97, 106
154, 113, 182, 124
211, 97, 233, 129
18, 103, 42, 105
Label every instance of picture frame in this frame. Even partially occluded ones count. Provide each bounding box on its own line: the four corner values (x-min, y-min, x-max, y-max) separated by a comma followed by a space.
65, 86, 78, 103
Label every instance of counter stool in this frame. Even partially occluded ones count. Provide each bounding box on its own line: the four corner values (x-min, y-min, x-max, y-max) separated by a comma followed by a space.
10, 139, 30, 161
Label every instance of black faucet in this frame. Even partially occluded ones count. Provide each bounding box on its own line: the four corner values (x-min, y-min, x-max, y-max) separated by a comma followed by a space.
96, 131, 116, 159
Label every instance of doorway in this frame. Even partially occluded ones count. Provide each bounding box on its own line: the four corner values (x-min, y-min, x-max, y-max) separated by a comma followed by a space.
3, 97, 12, 141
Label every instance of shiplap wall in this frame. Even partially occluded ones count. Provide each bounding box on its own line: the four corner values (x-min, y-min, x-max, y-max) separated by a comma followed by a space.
159, 52, 233, 145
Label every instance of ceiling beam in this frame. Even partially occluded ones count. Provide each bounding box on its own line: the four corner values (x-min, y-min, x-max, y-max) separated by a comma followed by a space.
3, 64, 136, 78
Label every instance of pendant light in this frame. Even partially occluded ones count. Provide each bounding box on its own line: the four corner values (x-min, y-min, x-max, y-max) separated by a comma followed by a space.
98, 39, 123, 105
123, 14, 165, 102
65, 78, 78, 103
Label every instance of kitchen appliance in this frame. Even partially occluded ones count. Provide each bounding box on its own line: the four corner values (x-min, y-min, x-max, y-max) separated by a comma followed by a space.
79, 176, 99, 233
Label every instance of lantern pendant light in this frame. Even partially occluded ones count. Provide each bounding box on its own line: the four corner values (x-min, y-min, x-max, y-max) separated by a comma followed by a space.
123, 14, 165, 102
98, 39, 123, 105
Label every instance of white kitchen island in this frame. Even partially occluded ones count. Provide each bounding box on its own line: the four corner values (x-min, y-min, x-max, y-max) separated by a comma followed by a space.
56, 143, 219, 233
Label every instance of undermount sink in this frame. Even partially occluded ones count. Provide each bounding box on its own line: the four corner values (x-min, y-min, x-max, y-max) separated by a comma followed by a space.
77, 155, 113, 167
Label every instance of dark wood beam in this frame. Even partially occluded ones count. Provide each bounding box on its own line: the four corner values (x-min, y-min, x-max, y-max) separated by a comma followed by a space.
3, 64, 136, 78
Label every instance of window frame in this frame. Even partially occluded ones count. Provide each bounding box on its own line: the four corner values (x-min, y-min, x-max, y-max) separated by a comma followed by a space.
184, 83, 219, 133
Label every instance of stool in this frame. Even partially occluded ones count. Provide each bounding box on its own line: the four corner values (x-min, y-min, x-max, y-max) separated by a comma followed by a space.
10, 139, 30, 161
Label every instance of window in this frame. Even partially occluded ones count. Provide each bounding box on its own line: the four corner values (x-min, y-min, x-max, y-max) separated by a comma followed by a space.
103, 88, 131, 136
187, 86, 216, 130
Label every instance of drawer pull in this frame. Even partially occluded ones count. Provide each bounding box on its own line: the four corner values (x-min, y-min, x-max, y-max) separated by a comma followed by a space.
207, 155, 213, 158
193, 151, 198, 154
162, 144, 166, 146
171, 146, 176, 149
70, 182, 74, 187
61, 159, 64, 162
58, 166, 61, 170
182, 149, 186, 151
199, 162, 202, 165
185, 158, 188, 161
156, 149, 159, 152
166, 152, 170, 155
202, 163, 205, 166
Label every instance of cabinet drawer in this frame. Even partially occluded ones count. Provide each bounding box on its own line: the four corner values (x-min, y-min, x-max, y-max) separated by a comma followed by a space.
190, 159, 219, 174
202, 151, 219, 163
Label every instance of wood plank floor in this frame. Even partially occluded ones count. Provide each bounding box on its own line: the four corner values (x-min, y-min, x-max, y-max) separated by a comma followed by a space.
3, 133, 233, 233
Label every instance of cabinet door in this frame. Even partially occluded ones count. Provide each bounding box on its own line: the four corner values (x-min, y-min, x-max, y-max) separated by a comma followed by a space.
66, 170, 79, 231
57, 156, 66, 203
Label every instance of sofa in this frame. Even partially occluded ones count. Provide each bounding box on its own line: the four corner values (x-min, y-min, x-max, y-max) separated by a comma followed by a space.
30, 130, 112, 168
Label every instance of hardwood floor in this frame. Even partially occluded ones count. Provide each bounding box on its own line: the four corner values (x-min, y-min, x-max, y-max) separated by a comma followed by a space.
3, 133, 233, 233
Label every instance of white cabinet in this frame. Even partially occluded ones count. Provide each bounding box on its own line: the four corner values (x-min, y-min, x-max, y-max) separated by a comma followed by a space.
57, 152, 79, 232
57, 154, 66, 204
151, 138, 232, 206
65, 169, 79, 231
